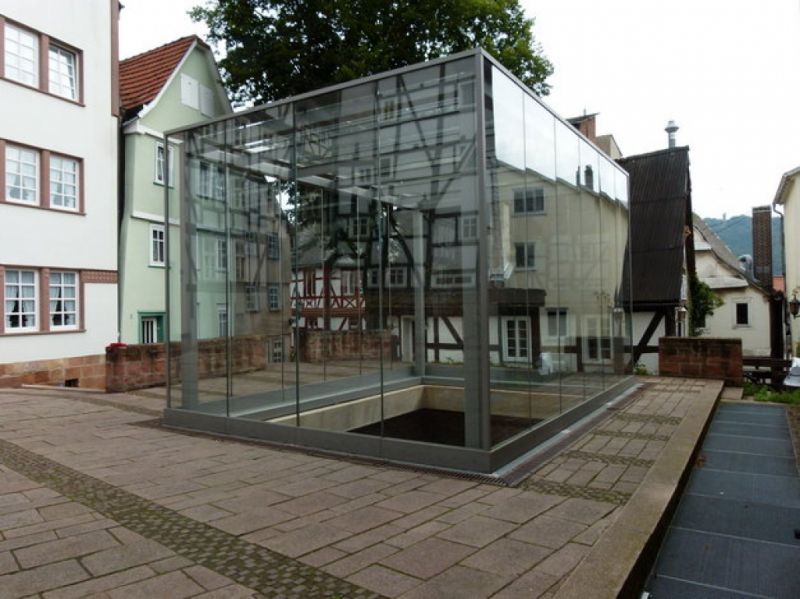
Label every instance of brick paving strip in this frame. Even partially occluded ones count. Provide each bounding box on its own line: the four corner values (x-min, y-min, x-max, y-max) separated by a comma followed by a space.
0, 438, 382, 599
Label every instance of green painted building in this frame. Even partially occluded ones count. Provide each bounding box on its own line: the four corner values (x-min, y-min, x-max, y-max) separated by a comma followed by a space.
118, 36, 231, 344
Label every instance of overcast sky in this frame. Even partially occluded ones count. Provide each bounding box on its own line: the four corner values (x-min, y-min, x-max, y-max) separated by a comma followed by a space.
119, 0, 800, 218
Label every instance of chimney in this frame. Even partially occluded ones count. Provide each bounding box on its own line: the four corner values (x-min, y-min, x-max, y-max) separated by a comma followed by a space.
665, 120, 679, 148
752, 205, 773, 288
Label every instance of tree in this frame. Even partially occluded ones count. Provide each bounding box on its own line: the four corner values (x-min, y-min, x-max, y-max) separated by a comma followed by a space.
191, 0, 553, 105
689, 273, 723, 336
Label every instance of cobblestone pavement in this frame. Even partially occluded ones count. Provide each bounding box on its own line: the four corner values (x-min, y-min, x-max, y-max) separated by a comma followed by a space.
0, 378, 719, 598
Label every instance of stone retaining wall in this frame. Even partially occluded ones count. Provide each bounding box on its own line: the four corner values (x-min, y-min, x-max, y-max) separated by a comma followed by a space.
659, 336, 743, 386
105, 335, 269, 393
0, 355, 106, 389
299, 330, 395, 362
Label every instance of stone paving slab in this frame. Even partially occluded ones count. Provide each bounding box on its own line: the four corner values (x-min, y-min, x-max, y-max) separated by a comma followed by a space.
0, 378, 724, 598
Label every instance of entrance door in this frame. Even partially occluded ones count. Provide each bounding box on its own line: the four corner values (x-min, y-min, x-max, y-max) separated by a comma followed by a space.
501, 317, 530, 363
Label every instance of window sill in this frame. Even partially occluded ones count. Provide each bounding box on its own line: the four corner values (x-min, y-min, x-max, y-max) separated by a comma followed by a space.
512, 212, 546, 217
0, 76, 84, 106
1, 328, 85, 337
152, 180, 175, 188
148, 263, 166, 269
0, 199, 85, 216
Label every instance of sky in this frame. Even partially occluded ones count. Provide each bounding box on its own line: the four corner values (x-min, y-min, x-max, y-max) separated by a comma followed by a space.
119, 0, 800, 218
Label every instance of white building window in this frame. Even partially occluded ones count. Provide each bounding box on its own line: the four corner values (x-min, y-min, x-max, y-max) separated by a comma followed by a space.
215, 239, 227, 271
432, 272, 475, 288
515, 242, 536, 269
5, 269, 38, 331
199, 83, 215, 117
268, 284, 280, 310
180, 73, 199, 109
4, 23, 39, 87
49, 271, 78, 329
341, 270, 357, 295
271, 338, 284, 363
547, 308, 568, 337
246, 284, 259, 311
150, 224, 165, 266
50, 155, 79, 210
502, 317, 530, 362
6, 145, 39, 204
461, 215, 478, 241
48, 45, 78, 100
387, 267, 406, 288
267, 233, 280, 259
154, 143, 174, 186
217, 304, 228, 338
513, 188, 545, 214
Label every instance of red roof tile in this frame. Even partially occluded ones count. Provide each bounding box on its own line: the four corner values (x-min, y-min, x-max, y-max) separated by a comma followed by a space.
120, 36, 208, 113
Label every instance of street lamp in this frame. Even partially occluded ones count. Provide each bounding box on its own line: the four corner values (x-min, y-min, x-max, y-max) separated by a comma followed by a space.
789, 294, 800, 318
675, 304, 688, 336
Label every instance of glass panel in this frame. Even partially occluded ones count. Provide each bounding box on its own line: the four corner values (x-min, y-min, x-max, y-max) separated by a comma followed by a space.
166, 52, 631, 465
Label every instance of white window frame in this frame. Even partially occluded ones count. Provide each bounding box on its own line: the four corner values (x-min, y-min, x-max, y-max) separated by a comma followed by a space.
340, 270, 357, 296
49, 154, 79, 211
267, 232, 280, 260
6, 144, 39, 205
199, 83, 215, 117
217, 303, 228, 338
432, 271, 475, 288
48, 44, 78, 100
49, 271, 78, 330
501, 317, 531, 363
149, 224, 165, 267
140, 315, 161, 344
4, 269, 38, 332
387, 267, 406, 288
546, 308, 568, 338
4, 23, 39, 88
515, 242, 536, 270
271, 338, 284, 363
513, 188, 545, 215
215, 238, 227, 272
245, 284, 259, 312
268, 284, 280, 311
461, 215, 478, 241
154, 143, 175, 186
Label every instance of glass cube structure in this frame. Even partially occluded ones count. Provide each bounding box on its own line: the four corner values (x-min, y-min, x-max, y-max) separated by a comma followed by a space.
163, 49, 633, 473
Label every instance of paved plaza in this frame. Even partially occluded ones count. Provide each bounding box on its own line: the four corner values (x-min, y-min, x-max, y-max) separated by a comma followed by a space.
0, 378, 729, 598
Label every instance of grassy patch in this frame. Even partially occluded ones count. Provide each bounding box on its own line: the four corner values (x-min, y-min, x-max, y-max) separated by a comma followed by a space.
743, 382, 800, 405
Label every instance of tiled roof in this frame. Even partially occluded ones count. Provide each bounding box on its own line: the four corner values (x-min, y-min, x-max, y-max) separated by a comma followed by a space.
120, 36, 206, 114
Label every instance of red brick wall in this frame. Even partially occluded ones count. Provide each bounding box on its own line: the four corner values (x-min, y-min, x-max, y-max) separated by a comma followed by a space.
299, 330, 395, 362
0, 354, 106, 389
659, 336, 743, 386
106, 335, 268, 393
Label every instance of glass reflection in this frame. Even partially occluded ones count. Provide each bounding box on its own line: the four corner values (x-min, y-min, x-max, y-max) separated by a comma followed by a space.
166, 51, 632, 460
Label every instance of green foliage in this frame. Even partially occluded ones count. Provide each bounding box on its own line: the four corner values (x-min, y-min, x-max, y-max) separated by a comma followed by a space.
688, 273, 723, 336
745, 383, 800, 405
633, 363, 651, 376
191, 0, 553, 105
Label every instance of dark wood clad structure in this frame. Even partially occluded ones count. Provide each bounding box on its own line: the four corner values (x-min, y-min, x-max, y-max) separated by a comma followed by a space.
617, 146, 694, 363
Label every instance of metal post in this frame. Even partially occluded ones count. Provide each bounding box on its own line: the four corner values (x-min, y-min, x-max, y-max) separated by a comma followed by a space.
463, 51, 491, 450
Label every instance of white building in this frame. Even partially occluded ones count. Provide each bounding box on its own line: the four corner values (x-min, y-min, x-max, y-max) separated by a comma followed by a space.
693, 217, 772, 356
0, 1, 119, 388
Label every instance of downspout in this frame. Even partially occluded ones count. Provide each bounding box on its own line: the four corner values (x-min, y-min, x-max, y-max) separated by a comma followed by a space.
773, 203, 791, 357
116, 114, 125, 341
